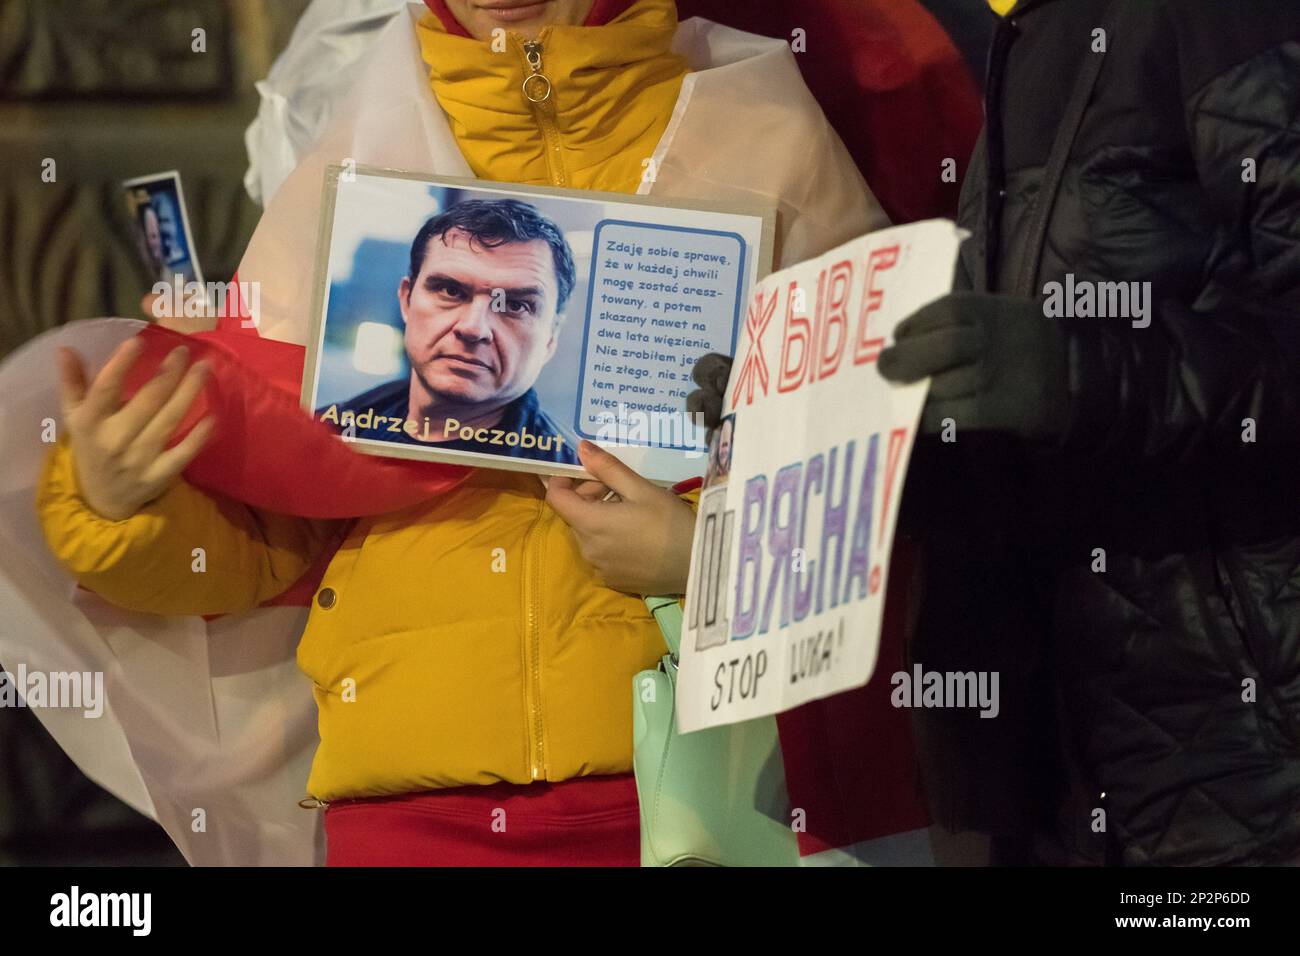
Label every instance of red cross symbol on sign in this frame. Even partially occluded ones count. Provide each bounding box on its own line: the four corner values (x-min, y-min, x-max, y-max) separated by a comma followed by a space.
731, 287, 777, 409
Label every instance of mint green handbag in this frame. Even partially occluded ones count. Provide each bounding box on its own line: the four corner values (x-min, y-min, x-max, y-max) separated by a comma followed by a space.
632, 596, 801, 867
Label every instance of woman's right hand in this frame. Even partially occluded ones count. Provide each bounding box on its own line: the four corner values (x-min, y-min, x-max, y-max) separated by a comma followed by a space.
57, 338, 215, 521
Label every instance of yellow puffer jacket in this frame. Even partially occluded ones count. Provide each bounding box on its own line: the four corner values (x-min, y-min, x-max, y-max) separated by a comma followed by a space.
36, 0, 695, 803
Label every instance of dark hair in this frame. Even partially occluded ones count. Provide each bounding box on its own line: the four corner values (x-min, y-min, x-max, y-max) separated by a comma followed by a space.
407, 198, 577, 313
135, 200, 158, 230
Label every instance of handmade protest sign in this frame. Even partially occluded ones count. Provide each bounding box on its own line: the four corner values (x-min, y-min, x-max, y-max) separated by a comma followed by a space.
302, 166, 773, 483
676, 219, 963, 733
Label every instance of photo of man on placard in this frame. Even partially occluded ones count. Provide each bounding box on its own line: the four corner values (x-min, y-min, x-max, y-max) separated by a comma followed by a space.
319, 198, 580, 465
703, 413, 734, 488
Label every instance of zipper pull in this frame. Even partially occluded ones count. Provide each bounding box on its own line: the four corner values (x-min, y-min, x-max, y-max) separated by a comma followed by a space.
521, 39, 552, 104
297, 796, 329, 810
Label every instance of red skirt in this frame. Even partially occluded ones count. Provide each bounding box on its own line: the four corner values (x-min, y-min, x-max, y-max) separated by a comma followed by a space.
324, 773, 641, 866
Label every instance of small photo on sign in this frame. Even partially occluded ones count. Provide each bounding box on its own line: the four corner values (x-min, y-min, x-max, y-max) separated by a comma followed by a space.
704, 413, 736, 489
303, 167, 773, 483
122, 171, 203, 286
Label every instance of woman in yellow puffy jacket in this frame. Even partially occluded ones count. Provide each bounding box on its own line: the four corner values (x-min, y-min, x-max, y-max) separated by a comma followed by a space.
35, 0, 888, 865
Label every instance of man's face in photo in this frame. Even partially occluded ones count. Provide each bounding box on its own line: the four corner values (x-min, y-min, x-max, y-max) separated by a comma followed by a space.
399, 227, 561, 408
153, 194, 181, 261
717, 418, 733, 470
141, 207, 164, 266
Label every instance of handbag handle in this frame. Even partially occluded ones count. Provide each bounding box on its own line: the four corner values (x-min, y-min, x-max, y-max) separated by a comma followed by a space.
644, 595, 683, 659
1013, 0, 1119, 296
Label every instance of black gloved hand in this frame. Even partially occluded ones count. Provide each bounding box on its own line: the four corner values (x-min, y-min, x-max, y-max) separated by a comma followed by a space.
686, 352, 732, 436
877, 292, 1069, 440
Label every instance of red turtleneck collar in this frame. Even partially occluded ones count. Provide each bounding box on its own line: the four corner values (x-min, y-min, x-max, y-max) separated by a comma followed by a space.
423, 0, 642, 38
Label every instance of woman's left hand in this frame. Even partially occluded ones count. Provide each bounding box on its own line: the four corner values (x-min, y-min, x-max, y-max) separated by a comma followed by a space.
546, 440, 697, 596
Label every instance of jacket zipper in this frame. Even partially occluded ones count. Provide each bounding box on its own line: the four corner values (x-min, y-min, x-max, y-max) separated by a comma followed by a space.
515, 32, 567, 187
520, 499, 550, 780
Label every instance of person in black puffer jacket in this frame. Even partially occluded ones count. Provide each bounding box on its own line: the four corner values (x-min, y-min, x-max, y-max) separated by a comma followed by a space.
873, 0, 1300, 865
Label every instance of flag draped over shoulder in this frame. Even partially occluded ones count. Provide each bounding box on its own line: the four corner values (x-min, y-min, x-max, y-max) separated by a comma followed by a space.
0, 317, 468, 866
117, 323, 469, 520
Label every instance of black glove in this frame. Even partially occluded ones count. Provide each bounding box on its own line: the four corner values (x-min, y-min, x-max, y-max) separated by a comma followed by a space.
877, 292, 1070, 440
686, 352, 732, 435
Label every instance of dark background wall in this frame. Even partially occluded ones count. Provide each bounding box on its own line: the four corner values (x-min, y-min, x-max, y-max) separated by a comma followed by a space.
0, 0, 314, 358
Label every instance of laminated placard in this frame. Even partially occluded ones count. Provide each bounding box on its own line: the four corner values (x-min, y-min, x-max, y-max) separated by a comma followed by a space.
303, 166, 774, 483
